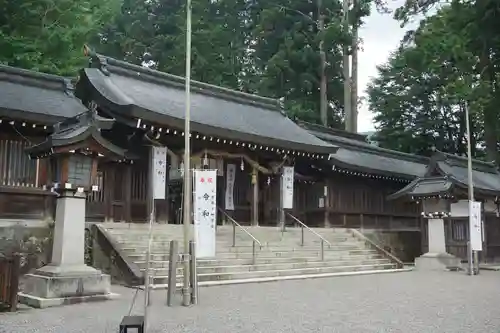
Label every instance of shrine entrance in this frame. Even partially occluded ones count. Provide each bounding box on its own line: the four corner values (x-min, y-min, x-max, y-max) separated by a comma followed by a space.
168, 180, 182, 224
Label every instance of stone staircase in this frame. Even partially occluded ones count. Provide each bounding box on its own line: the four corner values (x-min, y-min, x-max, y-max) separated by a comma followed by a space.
94, 223, 407, 288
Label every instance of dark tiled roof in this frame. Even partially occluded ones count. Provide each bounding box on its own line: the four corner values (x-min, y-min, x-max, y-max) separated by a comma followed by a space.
387, 177, 454, 200
388, 151, 500, 200
430, 152, 500, 195
298, 122, 428, 179
27, 111, 132, 160
0, 65, 87, 124
75, 56, 335, 153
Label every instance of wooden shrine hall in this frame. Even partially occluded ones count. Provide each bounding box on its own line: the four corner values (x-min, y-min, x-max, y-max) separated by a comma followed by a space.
2, 54, 500, 262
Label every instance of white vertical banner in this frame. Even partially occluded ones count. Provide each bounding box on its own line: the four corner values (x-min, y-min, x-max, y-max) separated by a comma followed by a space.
152, 146, 167, 199
282, 166, 294, 209
194, 170, 217, 258
225, 163, 236, 210
469, 200, 483, 251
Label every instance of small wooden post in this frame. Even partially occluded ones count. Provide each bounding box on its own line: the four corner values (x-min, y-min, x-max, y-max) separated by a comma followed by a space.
9, 254, 20, 312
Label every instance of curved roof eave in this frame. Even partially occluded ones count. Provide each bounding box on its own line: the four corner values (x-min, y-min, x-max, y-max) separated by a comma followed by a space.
77, 65, 337, 155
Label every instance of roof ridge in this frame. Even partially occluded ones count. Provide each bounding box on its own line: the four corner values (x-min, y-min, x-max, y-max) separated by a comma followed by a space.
303, 126, 429, 164
439, 151, 496, 167
88, 53, 282, 113
343, 140, 429, 164
298, 121, 368, 141
432, 151, 499, 174
0, 64, 74, 95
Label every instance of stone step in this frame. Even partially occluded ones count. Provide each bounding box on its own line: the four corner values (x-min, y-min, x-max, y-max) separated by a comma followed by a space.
106, 228, 352, 239
112, 234, 356, 244
113, 235, 358, 243
115, 241, 358, 250
133, 253, 385, 269
148, 268, 411, 289
150, 263, 397, 284
119, 243, 366, 255
108, 229, 352, 236
128, 249, 380, 262
140, 258, 393, 276
97, 224, 400, 287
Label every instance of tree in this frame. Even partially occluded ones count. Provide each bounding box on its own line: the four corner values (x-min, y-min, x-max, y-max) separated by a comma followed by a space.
0, 0, 120, 76
377, 0, 500, 161
97, 0, 250, 90
97, 0, 379, 126
246, 0, 350, 125
369, 1, 500, 160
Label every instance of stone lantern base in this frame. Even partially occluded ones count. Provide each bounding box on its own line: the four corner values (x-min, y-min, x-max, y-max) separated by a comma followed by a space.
415, 218, 462, 271
415, 252, 462, 271
18, 194, 117, 308
18, 265, 117, 309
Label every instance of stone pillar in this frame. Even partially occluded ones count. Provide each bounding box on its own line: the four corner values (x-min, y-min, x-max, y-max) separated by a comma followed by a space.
19, 190, 116, 308
415, 216, 461, 271
427, 218, 446, 254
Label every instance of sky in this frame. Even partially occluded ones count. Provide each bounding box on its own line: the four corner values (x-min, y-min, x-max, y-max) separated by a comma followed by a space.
357, 0, 411, 133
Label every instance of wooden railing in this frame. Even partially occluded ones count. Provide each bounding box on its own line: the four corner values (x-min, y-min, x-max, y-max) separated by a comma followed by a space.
0, 139, 37, 188
0, 254, 20, 312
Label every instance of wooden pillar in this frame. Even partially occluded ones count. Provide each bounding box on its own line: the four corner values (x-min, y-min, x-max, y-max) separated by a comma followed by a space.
251, 167, 259, 226
278, 170, 285, 228
252, 167, 259, 226
323, 181, 330, 228
124, 165, 132, 222
446, 218, 452, 250
104, 166, 114, 223
481, 208, 487, 262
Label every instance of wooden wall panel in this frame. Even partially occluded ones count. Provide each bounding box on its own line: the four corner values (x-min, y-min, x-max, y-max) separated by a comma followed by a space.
0, 191, 53, 220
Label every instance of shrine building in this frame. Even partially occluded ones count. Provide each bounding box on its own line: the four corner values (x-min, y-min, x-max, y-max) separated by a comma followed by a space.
1, 53, 500, 288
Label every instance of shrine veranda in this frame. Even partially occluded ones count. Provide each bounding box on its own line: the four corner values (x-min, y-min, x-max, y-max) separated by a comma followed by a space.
1, 55, 500, 264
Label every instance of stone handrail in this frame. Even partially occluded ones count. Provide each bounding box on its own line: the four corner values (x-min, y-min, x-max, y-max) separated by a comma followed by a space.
349, 228, 404, 269
93, 224, 143, 286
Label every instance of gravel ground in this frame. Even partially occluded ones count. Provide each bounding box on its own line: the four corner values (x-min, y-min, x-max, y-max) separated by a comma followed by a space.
1, 270, 499, 333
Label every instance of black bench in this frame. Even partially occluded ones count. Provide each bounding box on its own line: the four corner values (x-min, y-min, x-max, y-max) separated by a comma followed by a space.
120, 315, 145, 333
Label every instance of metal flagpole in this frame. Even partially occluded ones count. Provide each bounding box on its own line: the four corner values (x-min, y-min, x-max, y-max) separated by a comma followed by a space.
182, 0, 193, 306
144, 146, 156, 330
465, 102, 475, 276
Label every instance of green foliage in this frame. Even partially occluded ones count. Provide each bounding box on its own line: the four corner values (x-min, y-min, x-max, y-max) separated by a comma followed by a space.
0, 0, 120, 76
95, 0, 378, 126
247, 0, 345, 125
97, 0, 251, 89
0, 0, 382, 127
369, 1, 500, 161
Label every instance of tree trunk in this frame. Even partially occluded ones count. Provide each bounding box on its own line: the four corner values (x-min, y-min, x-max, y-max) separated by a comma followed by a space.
342, 0, 351, 132
481, 50, 497, 162
350, 0, 358, 133
318, 0, 327, 127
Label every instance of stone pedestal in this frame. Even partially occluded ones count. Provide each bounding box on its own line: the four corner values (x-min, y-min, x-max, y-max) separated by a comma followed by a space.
415, 218, 461, 271
18, 192, 116, 308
